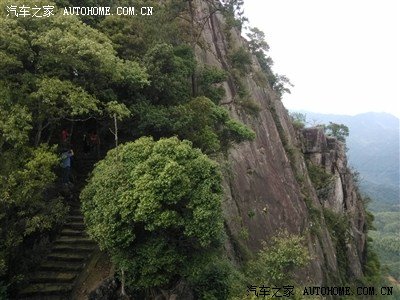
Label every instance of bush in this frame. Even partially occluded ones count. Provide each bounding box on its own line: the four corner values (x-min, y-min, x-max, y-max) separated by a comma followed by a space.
185, 253, 238, 300
290, 112, 306, 130
246, 230, 311, 286
81, 137, 225, 291
229, 47, 252, 75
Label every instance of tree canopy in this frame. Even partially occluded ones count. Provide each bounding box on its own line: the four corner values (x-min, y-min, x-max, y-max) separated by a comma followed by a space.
80, 137, 224, 290
0, 0, 259, 297
325, 122, 349, 142
0, 1, 147, 295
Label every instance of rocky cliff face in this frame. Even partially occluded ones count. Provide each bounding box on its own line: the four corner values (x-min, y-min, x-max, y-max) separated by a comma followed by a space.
193, 0, 367, 285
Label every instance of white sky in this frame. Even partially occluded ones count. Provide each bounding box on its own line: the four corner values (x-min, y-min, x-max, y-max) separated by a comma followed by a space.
243, 0, 400, 118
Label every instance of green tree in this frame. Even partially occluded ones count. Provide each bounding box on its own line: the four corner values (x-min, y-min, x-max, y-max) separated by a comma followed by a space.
325, 122, 349, 142
247, 27, 270, 54
0, 1, 148, 145
271, 74, 294, 96
246, 27, 274, 76
229, 47, 252, 75
244, 27, 293, 96
221, 0, 248, 31
196, 65, 227, 104
290, 112, 307, 130
80, 137, 225, 293
0, 3, 148, 296
143, 43, 195, 105
132, 96, 255, 153
246, 230, 311, 286
0, 144, 68, 296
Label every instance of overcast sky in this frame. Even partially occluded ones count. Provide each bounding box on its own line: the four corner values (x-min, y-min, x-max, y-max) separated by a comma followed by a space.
243, 0, 400, 119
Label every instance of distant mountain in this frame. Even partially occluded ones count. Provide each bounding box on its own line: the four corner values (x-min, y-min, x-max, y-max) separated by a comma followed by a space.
293, 111, 400, 211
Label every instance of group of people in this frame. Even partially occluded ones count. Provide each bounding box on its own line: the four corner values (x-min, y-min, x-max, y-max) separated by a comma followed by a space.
59, 128, 100, 186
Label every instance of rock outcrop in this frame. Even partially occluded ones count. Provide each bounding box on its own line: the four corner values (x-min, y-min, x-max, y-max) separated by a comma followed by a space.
303, 127, 366, 279
192, 0, 367, 285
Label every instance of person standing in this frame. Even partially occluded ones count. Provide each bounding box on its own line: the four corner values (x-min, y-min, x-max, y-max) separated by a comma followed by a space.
60, 148, 74, 186
82, 131, 90, 154
89, 131, 100, 158
61, 128, 71, 147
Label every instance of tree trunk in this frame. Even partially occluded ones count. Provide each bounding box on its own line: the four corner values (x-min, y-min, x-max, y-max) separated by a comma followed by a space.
121, 268, 126, 297
35, 122, 43, 147
114, 113, 118, 148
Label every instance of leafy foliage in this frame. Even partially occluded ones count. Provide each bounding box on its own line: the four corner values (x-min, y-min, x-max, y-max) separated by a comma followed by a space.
290, 112, 307, 130
0, 0, 367, 297
247, 27, 270, 54
271, 74, 294, 96
0, 0, 148, 145
229, 47, 252, 75
143, 43, 195, 105
0, 145, 68, 293
0, 82, 31, 149
81, 137, 225, 290
133, 97, 255, 153
323, 208, 351, 283
369, 211, 400, 280
0, 2, 148, 296
197, 66, 227, 104
221, 0, 248, 31
244, 26, 293, 96
246, 230, 311, 286
185, 252, 241, 300
325, 122, 349, 142
306, 161, 333, 199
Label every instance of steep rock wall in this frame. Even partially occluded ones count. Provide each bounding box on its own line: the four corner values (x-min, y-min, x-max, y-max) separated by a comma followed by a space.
303, 128, 367, 278
193, 0, 367, 285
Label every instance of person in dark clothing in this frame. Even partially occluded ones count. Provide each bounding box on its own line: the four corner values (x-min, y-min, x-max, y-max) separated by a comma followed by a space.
60, 148, 74, 185
89, 131, 100, 158
83, 132, 90, 154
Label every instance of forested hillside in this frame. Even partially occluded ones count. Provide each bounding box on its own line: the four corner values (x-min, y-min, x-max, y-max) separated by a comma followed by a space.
0, 0, 388, 299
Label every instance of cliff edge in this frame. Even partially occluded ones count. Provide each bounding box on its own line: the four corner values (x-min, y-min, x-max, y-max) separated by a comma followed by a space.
193, 0, 367, 285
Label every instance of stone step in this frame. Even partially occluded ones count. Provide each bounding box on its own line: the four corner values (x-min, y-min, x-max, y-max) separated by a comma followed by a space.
63, 222, 85, 230
40, 261, 83, 272
18, 295, 69, 300
27, 271, 77, 284
47, 252, 89, 263
17, 162, 99, 300
57, 236, 95, 244
69, 208, 82, 216
66, 215, 84, 222
18, 283, 73, 298
52, 243, 95, 253
59, 228, 86, 237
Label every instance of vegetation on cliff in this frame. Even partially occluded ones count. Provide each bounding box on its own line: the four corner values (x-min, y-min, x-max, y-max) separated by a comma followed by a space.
81, 137, 227, 296
0, 0, 255, 297
0, 0, 384, 298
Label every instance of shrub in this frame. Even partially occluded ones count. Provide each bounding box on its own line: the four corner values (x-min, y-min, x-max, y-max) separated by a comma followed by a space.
81, 137, 225, 291
246, 230, 311, 286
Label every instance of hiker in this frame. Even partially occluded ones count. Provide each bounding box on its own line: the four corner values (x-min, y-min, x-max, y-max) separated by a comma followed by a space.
82, 132, 90, 154
61, 128, 70, 147
60, 148, 74, 186
89, 131, 100, 158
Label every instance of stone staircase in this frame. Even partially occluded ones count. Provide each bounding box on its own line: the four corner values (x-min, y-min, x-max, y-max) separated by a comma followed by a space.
18, 157, 99, 300
18, 207, 98, 300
